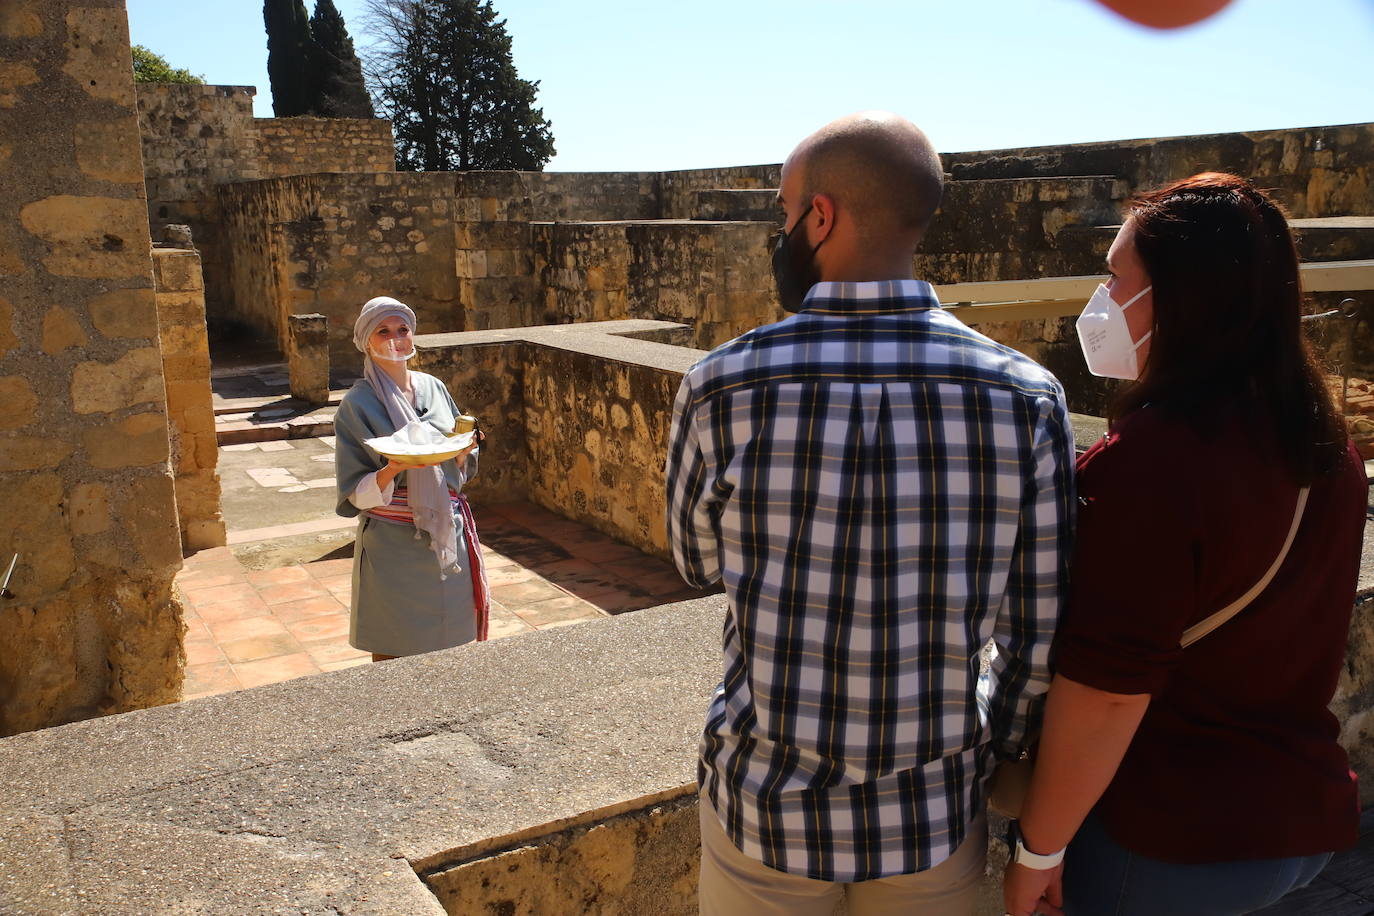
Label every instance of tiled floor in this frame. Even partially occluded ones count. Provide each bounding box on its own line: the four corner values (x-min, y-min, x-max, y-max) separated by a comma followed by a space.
175, 500, 717, 700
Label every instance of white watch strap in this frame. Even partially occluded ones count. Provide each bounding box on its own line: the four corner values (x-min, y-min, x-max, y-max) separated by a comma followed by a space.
1014, 837, 1065, 870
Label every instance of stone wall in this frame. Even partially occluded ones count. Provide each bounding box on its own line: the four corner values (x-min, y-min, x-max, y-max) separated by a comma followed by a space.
945, 122, 1374, 221
658, 164, 781, 219
417, 322, 702, 556
218, 172, 459, 369
0, 0, 185, 736
136, 82, 394, 330
135, 83, 259, 324
255, 116, 395, 178
533, 220, 779, 349
523, 170, 660, 222
152, 247, 225, 553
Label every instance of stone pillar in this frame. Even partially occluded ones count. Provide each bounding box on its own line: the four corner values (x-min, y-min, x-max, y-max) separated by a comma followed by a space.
0, 0, 186, 735
153, 247, 226, 552
287, 313, 330, 405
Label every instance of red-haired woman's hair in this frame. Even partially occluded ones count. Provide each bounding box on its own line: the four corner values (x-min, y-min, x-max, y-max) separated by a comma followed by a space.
1110, 172, 1347, 481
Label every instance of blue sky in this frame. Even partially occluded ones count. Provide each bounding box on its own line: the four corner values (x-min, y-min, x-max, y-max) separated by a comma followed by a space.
125, 0, 1374, 171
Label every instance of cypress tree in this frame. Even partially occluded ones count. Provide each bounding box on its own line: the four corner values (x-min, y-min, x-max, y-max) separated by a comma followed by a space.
309, 0, 375, 118
263, 0, 314, 116
371, 0, 555, 171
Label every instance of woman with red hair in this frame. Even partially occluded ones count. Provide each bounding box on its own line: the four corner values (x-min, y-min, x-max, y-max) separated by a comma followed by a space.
1003, 174, 1364, 915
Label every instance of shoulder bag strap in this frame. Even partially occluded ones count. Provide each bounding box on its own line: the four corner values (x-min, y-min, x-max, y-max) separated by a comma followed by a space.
1180, 486, 1310, 648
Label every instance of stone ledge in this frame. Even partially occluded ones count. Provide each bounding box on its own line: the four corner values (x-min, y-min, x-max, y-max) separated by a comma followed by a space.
0, 597, 727, 915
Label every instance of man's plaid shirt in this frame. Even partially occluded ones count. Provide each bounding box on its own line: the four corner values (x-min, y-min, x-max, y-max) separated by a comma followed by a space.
666, 279, 1074, 881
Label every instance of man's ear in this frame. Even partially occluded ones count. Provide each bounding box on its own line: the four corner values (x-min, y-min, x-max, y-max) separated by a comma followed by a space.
810, 193, 837, 244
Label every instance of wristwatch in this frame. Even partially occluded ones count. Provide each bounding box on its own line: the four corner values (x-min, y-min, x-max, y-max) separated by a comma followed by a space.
1008, 821, 1065, 870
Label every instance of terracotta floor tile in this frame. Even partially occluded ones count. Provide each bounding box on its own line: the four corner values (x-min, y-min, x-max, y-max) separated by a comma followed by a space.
479, 549, 517, 569
245, 565, 311, 588
183, 618, 214, 642
271, 594, 347, 625
175, 572, 243, 590
320, 657, 371, 672
285, 613, 351, 643
220, 632, 307, 666
232, 652, 323, 689
303, 640, 367, 666
487, 616, 535, 639
566, 538, 647, 565
513, 595, 606, 627
491, 578, 571, 609
195, 595, 273, 625
313, 573, 352, 592
256, 580, 330, 606
584, 588, 663, 616
183, 661, 242, 699
485, 564, 537, 588
185, 639, 225, 667
538, 558, 638, 600
182, 582, 260, 609
206, 614, 293, 645
305, 558, 354, 579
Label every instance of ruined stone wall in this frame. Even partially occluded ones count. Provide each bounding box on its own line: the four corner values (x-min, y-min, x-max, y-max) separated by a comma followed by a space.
255, 116, 395, 178
152, 247, 225, 553
523, 171, 659, 221
0, 0, 185, 736
416, 338, 530, 503
135, 83, 259, 326
418, 324, 700, 555
533, 220, 779, 350
945, 122, 1374, 220
658, 164, 781, 219
219, 172, 459, 370
523, 344, 684, 554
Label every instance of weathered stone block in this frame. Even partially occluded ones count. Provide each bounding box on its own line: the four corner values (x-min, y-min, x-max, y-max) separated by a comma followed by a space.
19, 196, 150, 279
287, 313, 329, 405
41, 306, 89, 354
82, 412, 169, 469
62, 8, 135, 106
0, 375, 38, 429
0, 435, 74, 472
0, 473, 75, 596
152, 249, 204, 291
120, 474, 184, 572
0, 0, 42, 38
67, 483, 111, 536
75, 118, 144, 184
0, 61, 39, 108
0, 295, 14, 354
71, 348, 165, 414
89, 287, 158, 339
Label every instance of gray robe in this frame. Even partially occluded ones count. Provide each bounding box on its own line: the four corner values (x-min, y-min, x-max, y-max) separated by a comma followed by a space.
334, 373, 479, 656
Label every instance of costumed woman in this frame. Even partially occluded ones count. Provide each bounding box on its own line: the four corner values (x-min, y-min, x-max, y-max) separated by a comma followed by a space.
334, 296, 489, 662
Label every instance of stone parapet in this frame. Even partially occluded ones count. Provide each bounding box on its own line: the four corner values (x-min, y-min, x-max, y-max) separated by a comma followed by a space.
944, 122, 1374, 221
0, 599, 726, 915
416, 320, 702, 553
532, 219, 780, 350
256, 117, 396, 177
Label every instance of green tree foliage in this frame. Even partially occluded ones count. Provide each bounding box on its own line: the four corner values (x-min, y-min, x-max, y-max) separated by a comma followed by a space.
131, 45, 203, 84
263, 0, 314, 116
309, 0, 375, 118
366, 0, 555, 171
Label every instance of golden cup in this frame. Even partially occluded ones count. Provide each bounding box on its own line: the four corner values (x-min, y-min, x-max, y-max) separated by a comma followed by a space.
453, 414, 478, 435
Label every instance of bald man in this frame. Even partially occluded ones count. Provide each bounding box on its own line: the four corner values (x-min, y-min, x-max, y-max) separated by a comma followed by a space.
665, 113, 1075, 914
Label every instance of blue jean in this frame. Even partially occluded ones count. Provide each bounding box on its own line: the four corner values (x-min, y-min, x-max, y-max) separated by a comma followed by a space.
1063, 810, 1333, 916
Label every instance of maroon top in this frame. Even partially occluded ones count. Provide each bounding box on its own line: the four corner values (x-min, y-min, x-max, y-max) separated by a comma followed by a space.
1054, 406, 1364, 863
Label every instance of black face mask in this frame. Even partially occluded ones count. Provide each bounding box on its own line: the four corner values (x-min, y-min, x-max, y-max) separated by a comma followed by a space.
771, 204, 824, 312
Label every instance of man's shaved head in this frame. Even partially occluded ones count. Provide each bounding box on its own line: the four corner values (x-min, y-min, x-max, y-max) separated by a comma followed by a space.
787, 111, 944, 246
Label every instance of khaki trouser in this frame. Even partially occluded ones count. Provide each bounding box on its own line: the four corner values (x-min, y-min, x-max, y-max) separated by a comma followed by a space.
698, 796, 987, 916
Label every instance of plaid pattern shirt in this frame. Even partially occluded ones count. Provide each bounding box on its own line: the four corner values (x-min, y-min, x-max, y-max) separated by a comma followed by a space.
666, 279, 1074, 881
